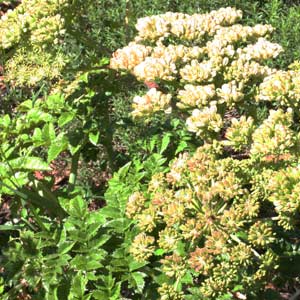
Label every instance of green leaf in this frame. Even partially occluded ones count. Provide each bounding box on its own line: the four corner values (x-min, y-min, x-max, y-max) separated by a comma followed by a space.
0, 225, 22, 231
4, 157, 51, 171
68, 196, 88, 218
48, 122, 56, 140
181, 271, 193, 284
71, 255, 103, 271
68, 144, 81, 155
42, 123, 56, 142
132, 272, 146, 293
88, 235, 110, 248
88, 211, 105, 224
46, 94, 64, 110
160, 133, 171, 154
92, 291, 107, 300
47, 135, 68, 163
233, 285, 244, 292
104, 218, 131, 232
236, 231, 248, 240
89, 131, 100, 146
32, 128, 43, 144
129, 260, 148, 272
175, 141, 188, 154
99, 57, 110, 66
69, 272, 87, 299
0, 114, 11, 128
58, 241, 76, 254
101, 207, 121, 219
79, 72, 89, 83
82, 223, 100, 240
18, 99, 33, 111
67, 130, 83, 155
118, 162, 132, 178
58, 111, 76, 127
219, 293, 233, 300
149, 136, 157, 152
109, 282, 121, 300
154, 248, 165, 256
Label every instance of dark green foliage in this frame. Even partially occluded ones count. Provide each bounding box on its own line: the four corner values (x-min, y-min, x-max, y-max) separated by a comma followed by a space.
1, 1, 300, 299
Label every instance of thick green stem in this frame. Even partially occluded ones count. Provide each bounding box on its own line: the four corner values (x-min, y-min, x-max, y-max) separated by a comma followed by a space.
67, 151, 80, 193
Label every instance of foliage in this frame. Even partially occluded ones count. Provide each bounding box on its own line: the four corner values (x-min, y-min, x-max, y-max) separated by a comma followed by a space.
2, 193, 117, 300
1, 1, 300, 300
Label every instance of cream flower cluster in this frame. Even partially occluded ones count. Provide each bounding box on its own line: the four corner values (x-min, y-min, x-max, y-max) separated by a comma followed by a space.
237, 38, 283, 61
0, 0, 67, 49
177, 80, 245, 111
211, 24, 274, 49
110, 44, 206, 80
217, 80, 244, 107
109, 43, 151, 71
186, 106, 223, 140
203, 24, 274, 63
257, 70, 300, 108
251, 109, 296, 157
111, 7, 285, 124
5, 49, 66, 86
131, 88, 172, 118
179, 59, 218, 83
224, 58, 276, 82
268, 166, 300, 230
133, 56, 177, 81
30, 14, 65, 46
177, 84, 215, 109
0, 9, 29, 49
0, 0, 73, 86
135, 7, 242, 42
118, 8, 300, 298
151, 44, 205, 62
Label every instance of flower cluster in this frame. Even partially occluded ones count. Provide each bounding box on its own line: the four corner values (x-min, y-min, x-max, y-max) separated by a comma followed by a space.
0, 0, 67, 50
157, 283, 184, 300
111, 6, 285, 133
112, 7, 300, 299
129, 233, 155, 262
237, 38, 283, 61
0, 0, 99, 87
251, 109, 296, 157
257, 70, 300, 109
134, 7, 243, 42
177, 84, 215, 109
131, 88, 172, 118
0, 0, 68, 86
133, 56, 177, 81
267, 166, 300, 229
110, 43, 151, 71
186, 105, 223, 140
126, 141, 290, 297
224, 116, 255, 151
217, 80, 244, 107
